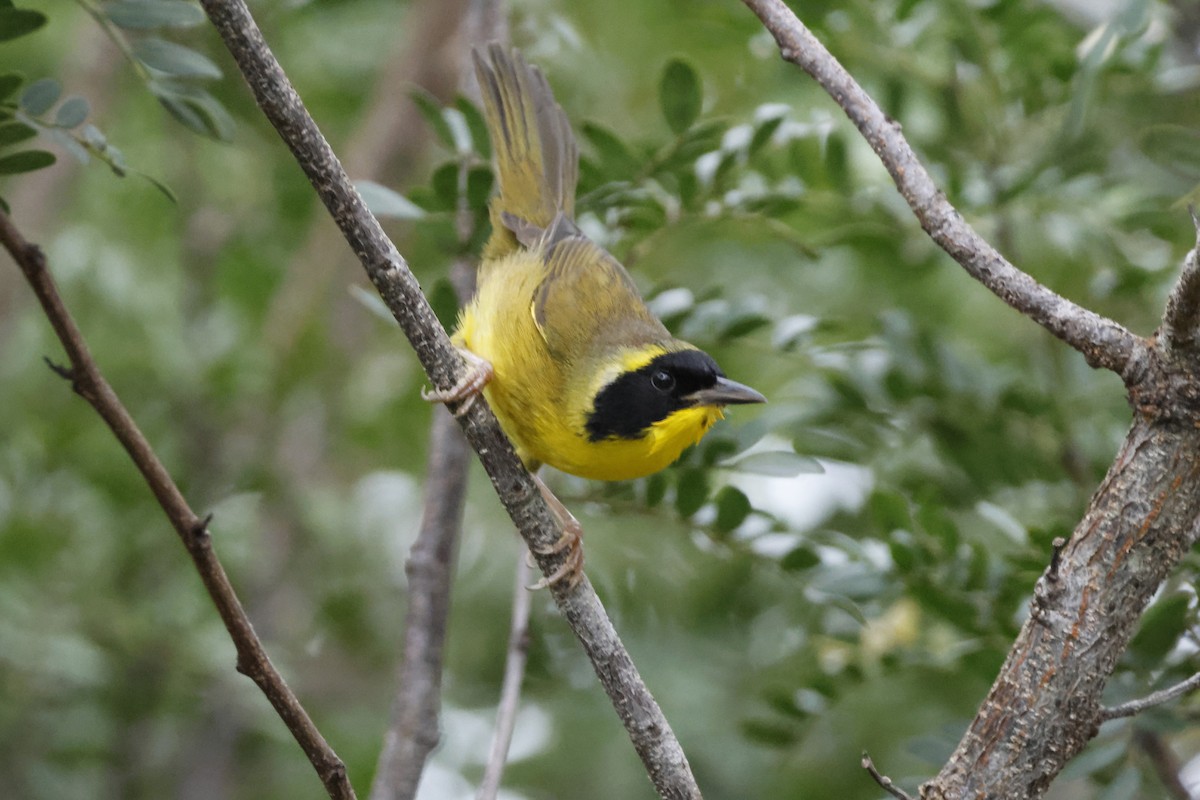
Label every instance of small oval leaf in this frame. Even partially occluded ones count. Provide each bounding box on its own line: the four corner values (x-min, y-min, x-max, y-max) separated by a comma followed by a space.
0, 149, 56, 175
19, 77, 61, 115
721, 451, 824, 477
54, 96, 90, 128
659, 58, 702, 135
714, 486, 752, 533
0, 72, 23, 101
0, 121, 36, 146
104, 0, 205, 29
133, 38, 221, 79
0, 8, 46, 42
355, 180, 427, 220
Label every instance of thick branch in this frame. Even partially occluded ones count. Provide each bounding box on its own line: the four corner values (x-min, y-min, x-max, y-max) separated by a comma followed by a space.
196, 1, 700, 796
0, 211, 355, 800
921, 420, 1200, 798
741, 0, 1148, 379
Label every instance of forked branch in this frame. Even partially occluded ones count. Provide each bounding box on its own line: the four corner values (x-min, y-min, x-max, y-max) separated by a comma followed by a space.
0, 211, 356, 800
195, 0, 700, 796
741, 0, 1148, 380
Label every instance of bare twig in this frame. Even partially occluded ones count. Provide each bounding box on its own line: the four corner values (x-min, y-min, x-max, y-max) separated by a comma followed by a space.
0, 211, 355, 800
476, 554, 534, 800
369, 406, 471, 800
862, 752, 915, 800
1160, 207, 1200, 354
740, 0, 1148, 380
1100, 671, 1200, 722
1133, 729, 1192, 800
370, 7, 500, 793
196, 1, 700, 796
740, 3, 1200, 799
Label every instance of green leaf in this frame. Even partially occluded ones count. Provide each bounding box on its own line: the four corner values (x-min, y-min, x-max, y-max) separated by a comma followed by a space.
0, 8, 46, 42
1138, 125, 1200, 180
19, 77, 60, 116
153, 83, 234, 140
54, 96, 90, 129
674, 467, 709, 517
748, 115, 784, 157
721, 451, 823, 477
581, 122, 640, 179
455, 95, 490, 159
466, 164, 493, 211
355, 180, 427, 220
643, 472, 667, 508
104, 0, 205, 29
134, 38, 222, 79
713, 486, 752, 533
0, 121, 35, 146
0, 72, 22, 101
780, 545, 820, 571
1128, 592, 1190, 662
139, 171, 176, 202
659, 58, 702, 135
411, 89, 455, 151
428, 277, 460, 332
0, 149, 55, 175
430, 161, 458, 211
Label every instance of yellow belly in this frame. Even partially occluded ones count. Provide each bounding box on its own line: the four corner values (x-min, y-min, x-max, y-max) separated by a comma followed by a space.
455, 254, 721, 481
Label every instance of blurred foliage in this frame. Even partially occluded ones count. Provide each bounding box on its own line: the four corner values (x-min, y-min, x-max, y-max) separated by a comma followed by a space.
3, 0, 1200, 799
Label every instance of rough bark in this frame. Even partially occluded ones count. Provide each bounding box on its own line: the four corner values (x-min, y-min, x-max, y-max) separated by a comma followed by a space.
196, 0, 700, 796
738, 0, 1200, 797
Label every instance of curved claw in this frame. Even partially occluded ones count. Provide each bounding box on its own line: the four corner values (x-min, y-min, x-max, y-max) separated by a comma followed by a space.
423, 348, 494, 416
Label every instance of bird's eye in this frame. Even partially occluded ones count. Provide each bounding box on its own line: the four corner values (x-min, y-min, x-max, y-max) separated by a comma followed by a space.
650, 369, 675, 392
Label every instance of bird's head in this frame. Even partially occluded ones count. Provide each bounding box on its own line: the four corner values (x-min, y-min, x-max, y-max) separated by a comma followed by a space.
585, 346, 765, 445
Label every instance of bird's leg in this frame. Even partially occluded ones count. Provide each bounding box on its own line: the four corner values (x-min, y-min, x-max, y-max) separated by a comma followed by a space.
422, 347, 494, 416
527, 473, 585, 590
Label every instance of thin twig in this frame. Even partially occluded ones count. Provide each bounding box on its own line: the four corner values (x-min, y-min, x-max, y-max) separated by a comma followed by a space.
740, 0, 1147, 381
1160, 207, 1200, 354
369, 406, 471, 800
369, 6, 494, 793
0, 211, 355, 800
1100, 671, 1200, 722
476, 553, 534, 800
1133, 729, 1191, 800
862, 752, 915, 800
196, 1, 701, 796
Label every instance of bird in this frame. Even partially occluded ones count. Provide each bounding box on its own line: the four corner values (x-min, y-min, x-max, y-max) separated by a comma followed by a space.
426, 44, 765, 586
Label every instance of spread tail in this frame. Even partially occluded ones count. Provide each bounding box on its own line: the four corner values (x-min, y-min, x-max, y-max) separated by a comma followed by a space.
473, 44, 579, 260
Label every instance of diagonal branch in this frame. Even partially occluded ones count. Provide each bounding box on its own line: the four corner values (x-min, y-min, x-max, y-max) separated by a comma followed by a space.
741, 0, 1148, 381
1100, 670, 1200, 722
0, 210, 356, 800
196, 1, 701, 796
1159, 207, 1200, 354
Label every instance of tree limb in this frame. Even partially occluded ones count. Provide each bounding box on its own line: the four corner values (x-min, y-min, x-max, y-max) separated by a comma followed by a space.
1101, 671, 1200, 722
0, 210, 355, 800
196, 1, 700, 796
476, 554, 534, 800
739, 2, 1200, 798
1159, 207, 1200, 354
862, 752, 916, 800
740, 0, 1149, 380
368, 406, 470, 800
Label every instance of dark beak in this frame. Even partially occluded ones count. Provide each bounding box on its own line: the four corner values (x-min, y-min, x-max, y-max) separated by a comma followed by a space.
685, 376, 766, 407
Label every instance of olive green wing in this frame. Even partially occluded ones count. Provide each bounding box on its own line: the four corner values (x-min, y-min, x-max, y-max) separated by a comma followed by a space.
531, 231, 670, 362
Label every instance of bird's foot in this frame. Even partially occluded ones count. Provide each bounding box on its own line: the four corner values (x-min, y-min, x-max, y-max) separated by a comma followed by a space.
422, 347, 494, 416
528, 475, 585, 590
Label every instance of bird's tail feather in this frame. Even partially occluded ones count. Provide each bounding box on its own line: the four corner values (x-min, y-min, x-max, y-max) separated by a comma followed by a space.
473, 44, 579, 260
